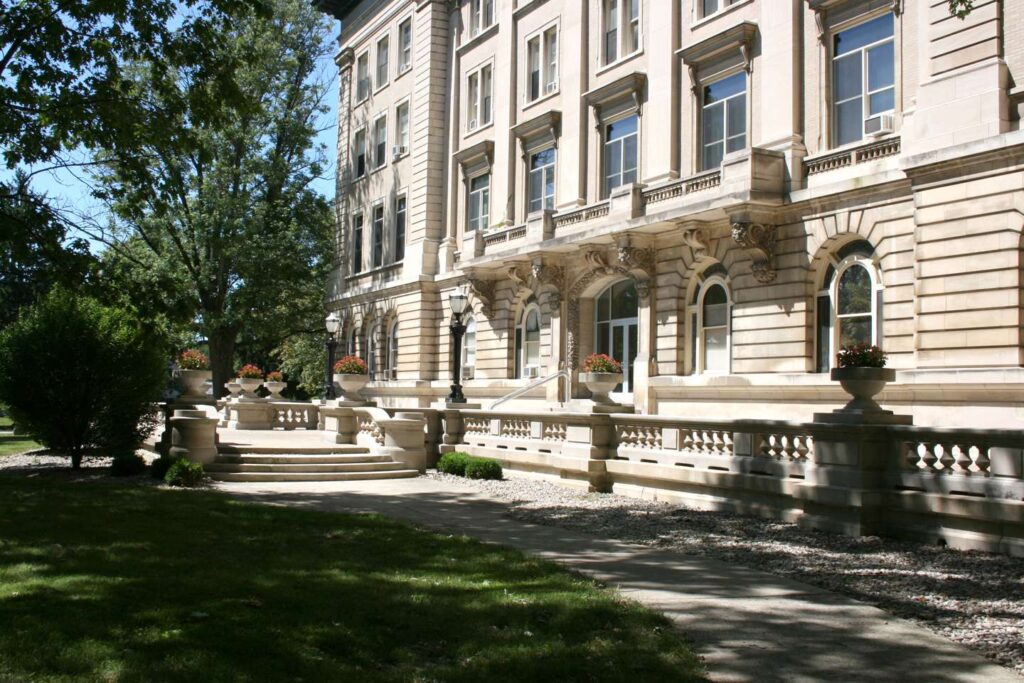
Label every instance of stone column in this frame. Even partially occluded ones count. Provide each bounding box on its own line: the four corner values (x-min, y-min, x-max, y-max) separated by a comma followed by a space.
632, 280, 655, 414
169, 409, 219, 464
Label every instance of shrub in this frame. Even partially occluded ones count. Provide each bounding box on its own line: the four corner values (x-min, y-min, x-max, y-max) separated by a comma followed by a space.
0, 289, 167, 469
266, 370, 283, 382
111, 453, 147, 476
437, 452, 471, 476
334, 356, 368, 375
582, 353, 622, 374
150, 454, 177, 480
836, 343, 887, 368
465, 457, 502, 480
178, 349, 210, 370
237, 364, 263, 379
165, 459, 205, 487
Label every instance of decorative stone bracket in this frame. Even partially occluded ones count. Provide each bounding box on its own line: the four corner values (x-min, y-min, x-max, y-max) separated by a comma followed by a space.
731, 221, 777, 284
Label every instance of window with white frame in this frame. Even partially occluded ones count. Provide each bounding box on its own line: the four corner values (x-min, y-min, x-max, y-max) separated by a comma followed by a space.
603, 114, 638, 196
696, 280, 730, 374
346, 326, 357, 356
526, 26, 558, 102
469, 0, 494, 37
699, 0, 741, 20
367, 322, 379, 379
603, 0, 640, 65
467, 64, 492, 131
816, 252, 882, 371
371, 203, 385, 268
394, 100, 410, 156
386, 318, 399, 379
467, 173, 489, 232
356, 52, 370, 101
351, 213, 364, 273
373, 114, 387, 169
398, 18, 413, 73
701, 71, 746, 170
528, 147, 555, 214
353, 127, 366, 178
462, 316, 476, 379
376, 35, 389, 88
832, 13, 895, 147
394, 195, 406, 262
514, 303, 542, 378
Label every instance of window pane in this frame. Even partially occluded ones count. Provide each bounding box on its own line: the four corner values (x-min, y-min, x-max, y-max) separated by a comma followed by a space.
544, 168, 554, 209
702, 0, 718, 17
727, 94, 746, 137
526, 310, 540, 334
839, 317, 872, 348
622, 134, 637, 184
598, 288, 611, 321
605, 140, 622, 193
481, 185, 489, 225
607, 115, 638, 141
869, 89, 894, 116
835, 98, 863, 146
703, 142, 724, 171
529, 170, 542, 212
528, 39, 540, 99
704, 72, 745, 104
597, 322, 610, 355
838, 264, 872, 315
703, 284, 728, 326
868, 42, 894, 91
834, 13, 893, 56
545, 30, 558, 86
703, 101, 724, 145
481, 67, 492, 122
834, 54, 862, 102
704, 327, 727, 372
611, 281, 638, 319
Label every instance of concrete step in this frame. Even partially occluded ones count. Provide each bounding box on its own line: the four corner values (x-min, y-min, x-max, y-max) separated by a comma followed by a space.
216, 444, 368, 455
207, 469, 419, 483
214, 453, 390, 465
206, 461, 410, 474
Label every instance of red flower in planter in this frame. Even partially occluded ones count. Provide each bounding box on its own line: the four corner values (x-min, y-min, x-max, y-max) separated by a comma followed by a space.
582, 353, 622, 373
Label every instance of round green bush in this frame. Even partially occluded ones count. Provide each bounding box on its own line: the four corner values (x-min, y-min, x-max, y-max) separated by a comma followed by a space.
437, 452, 471, 476
150, 455, 176, 480
165, 459, 205, 487
110, 453, 147, 477
0, 289, 167, 468
464, 458, 503, 480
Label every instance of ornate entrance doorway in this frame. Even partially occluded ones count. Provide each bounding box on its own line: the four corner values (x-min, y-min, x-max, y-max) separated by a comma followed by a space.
594, 280, 638, 395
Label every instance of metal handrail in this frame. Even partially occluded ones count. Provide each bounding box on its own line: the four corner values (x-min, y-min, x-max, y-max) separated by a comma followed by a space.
490, 369, 570, 409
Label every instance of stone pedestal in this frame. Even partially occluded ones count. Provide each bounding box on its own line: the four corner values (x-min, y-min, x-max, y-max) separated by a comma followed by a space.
319, 402, 361, 444
354, 408, 428, 472
565, 399, 634, 415
169, 409, 219, 464
225, 399, 273, 430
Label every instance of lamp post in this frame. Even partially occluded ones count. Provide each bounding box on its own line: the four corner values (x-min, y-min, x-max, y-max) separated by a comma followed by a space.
447, 286, 469, 404
323, 311, 341, 400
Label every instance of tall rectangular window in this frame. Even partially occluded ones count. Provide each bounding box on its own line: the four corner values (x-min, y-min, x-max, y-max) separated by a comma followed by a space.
395, 101, 410, 154
700, 0, 740, 18
394, 195, 406, 262
373, 115, 387, 169
604, 0, 619, 64
467, 64, 492, 131
701, 71, 746, 170
467, 173, 489, 232
527, 27, 558, 102
398, 18, 412, 73
470, 0, 494, 36
603, 115, 638, 196
544, 28, 558, 93
527, 38, 541, 101
353, 128, 366, 178
356, 53, 370, 101
528, 147, 556, 214
352, 213, 364, 273
376, 35, 389, 88
372, 204, 385, 268
604, 0, 640, 65
833, 13, 895, 147
625, 0, 639, 53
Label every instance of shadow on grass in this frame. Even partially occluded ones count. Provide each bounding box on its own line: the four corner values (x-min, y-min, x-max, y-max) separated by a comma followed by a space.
0, 477, 704, 682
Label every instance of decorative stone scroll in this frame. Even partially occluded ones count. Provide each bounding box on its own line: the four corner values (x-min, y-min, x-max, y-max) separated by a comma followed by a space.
467, 277, 497, 315
731, 221, 777, 284
680, 223, 710, 259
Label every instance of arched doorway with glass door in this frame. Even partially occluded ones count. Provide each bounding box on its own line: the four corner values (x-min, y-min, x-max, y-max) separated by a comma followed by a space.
594, 279, 639, 397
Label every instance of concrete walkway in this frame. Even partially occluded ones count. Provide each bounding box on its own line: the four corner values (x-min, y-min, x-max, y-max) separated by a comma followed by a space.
216, 477, 1017, 683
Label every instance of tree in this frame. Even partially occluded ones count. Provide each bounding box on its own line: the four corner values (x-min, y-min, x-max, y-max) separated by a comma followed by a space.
91, 0, 335, 396
949, 1, 974, 19
0, 289, 168, 468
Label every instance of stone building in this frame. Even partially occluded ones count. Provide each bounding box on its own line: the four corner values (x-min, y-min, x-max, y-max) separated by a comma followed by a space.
317, 0, 1024, 428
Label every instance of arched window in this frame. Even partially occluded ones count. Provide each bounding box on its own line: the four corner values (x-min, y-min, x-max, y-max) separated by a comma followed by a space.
695, 279, 730, 374
345, 326, 357, 357
816, 253, 882, 371
594, 279, 638, 392
462, 316, 477, 380
386, 318, 399, 379
367, 322, 380, 380
514, 302, 542, 378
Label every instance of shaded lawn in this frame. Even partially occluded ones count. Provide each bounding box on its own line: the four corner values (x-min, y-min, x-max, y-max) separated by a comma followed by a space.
0, 477, 704, 682
0, 433, 40, 456
0, 415, 12, 429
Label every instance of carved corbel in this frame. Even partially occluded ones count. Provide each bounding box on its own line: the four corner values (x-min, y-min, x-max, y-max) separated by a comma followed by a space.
891, 0, 902, 16
531, 260, 565, 290
687, 64, 699, 96
740, 42, 752, 73
584, 248, 612, 274
731, 221, 777, 283
467, 278, 496, 315
813, 10, 826, 44
679, 223, 710, 259
616, 244, 656, 280
507, 264, 529, 291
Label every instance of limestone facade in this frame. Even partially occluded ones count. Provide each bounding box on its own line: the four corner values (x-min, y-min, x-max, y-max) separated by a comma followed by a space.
321, 0, 1024, 428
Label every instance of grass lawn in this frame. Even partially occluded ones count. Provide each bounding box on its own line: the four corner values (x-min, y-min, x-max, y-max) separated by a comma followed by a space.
0, 433, 40, 457
0, 414, 12, 429
0, 477, 704, 682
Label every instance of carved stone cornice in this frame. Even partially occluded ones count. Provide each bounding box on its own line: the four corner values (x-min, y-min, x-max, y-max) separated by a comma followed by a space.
731, 221, 777, 283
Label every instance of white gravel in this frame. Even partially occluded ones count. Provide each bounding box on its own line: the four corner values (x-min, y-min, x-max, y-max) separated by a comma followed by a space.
427, 471, 1024, 677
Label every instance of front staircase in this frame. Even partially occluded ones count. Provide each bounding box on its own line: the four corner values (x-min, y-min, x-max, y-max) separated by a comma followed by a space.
205, 442, 419, 483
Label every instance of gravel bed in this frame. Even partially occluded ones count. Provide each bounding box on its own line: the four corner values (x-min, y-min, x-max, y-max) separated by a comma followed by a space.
427, 471, 1024, 676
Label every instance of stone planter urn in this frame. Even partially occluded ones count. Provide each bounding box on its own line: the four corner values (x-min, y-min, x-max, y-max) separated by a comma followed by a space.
264, 381, 287, 399
334, 373, 369, 401
580, 372, 623, 405
224, 381, 242, 399
178, 369, 211, 399
831, 366, 895, 414
236, 377, 263, 399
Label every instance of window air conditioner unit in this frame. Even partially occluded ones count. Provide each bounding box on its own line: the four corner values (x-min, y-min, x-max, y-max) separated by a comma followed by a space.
392, 145, 408, 158
545, 81, 557, 95
462, 366, 475, 380
865, 113, 895, 137
387, 368, 397, 380
468, 118, 479, 132
524, 366, 539, 379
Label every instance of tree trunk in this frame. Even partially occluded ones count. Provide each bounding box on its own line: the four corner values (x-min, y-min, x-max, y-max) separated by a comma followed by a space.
71, 450, 82, 470
208, 324, 238, 399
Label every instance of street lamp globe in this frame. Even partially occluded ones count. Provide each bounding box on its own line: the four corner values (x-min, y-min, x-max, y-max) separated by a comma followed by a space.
325, 311, 341, 337
448, 287, 469, 316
